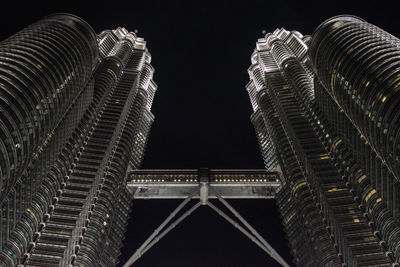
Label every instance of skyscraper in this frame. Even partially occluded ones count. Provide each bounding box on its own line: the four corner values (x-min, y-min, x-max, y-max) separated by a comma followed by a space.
3, 12, 400, 267
248, 16, 400, 266
0, 14, 156, 266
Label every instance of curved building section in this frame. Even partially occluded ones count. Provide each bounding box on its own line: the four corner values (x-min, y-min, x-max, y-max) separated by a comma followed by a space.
0, 13, 98, 195
0, 16, 156, 267
248, 30, 340, 266
249, 27, 394, 266
313, 59, 400, 263
0, 14, 100, 265
73, 32, 156, 267
0, 45, 118, 267
309, 15, 400, 182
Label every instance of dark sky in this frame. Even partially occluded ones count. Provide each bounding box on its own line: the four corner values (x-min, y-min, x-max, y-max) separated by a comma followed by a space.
1, 1, 400, 266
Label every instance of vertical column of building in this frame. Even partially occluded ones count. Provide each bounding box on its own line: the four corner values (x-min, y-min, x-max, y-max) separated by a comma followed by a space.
250, 27, 394, 266
19, 57, 122, 267
20, 28, 131, 266
279, 28, 395, 265
309, 15, 400, 262
249, 109, 278, 170
95, 52, 156, 267
0, 14, 99, 266
247, 75, 278, 171
72, 30, 157, 267
248, 31, 339, 266
309, 15, 400, 181
312, 79, 400, 262
4, 40, 120, 267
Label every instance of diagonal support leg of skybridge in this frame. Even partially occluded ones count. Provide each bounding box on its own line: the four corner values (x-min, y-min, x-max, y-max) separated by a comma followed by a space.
123, 197, 201, 266
209, 188, 289, 266
123, 194, 198, 266
123, 168, 289, 267
206, 201, 289, 267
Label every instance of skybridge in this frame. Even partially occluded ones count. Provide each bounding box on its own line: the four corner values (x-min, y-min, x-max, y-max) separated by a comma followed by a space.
124, 168, 288, 267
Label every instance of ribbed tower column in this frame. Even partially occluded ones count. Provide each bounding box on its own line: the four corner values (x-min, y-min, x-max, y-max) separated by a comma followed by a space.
0, 14, 99, 266
0, 14, 98, 194
310, 15, 400, 263
249, 27, 395, 266
309, 15, 400, 182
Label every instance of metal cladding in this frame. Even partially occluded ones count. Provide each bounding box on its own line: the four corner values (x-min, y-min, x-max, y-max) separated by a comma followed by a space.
309, 15, 400, 183
249, 29, 339, 266
309, 15, 400, 264
4, 12, 400, 267
0, 13, 98, 195
248, 23, 398, 266
0, 15, 156, 266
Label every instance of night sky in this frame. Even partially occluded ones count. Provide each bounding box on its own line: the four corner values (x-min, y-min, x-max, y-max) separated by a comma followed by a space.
1, 1, 400, 266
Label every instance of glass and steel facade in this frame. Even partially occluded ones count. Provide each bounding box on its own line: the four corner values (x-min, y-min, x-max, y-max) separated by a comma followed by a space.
248, 20, 399, 265
0, 15, 156, 266
308, 15, 400, 264
3, 12, 400, 267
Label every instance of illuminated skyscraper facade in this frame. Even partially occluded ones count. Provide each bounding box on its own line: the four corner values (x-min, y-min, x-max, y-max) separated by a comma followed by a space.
0, 14, 156, 266
248, 16, 400, 266
2, 12, 400, 267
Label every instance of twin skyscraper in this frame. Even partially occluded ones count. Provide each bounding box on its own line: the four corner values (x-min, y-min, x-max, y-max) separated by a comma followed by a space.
0, 14, 156, 266
0, 13, 399, 267
248, 16, 400, 266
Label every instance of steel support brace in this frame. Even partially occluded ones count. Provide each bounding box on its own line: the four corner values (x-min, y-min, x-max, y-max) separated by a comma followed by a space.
206, 201, 289, 267
123, 189, 288, 267
135, 202, 202, 262
123, 195, 196, 267
210, 189, 289, 267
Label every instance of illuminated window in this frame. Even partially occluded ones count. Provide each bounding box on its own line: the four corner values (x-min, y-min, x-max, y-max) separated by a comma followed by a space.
365, 189, 377, 202
357, 174, 366, 183
284, 211, 296, 224
293, 181, 307, 192
331, 139, 342, 151
319, 154, 329, 160
328, 187, 344, 192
